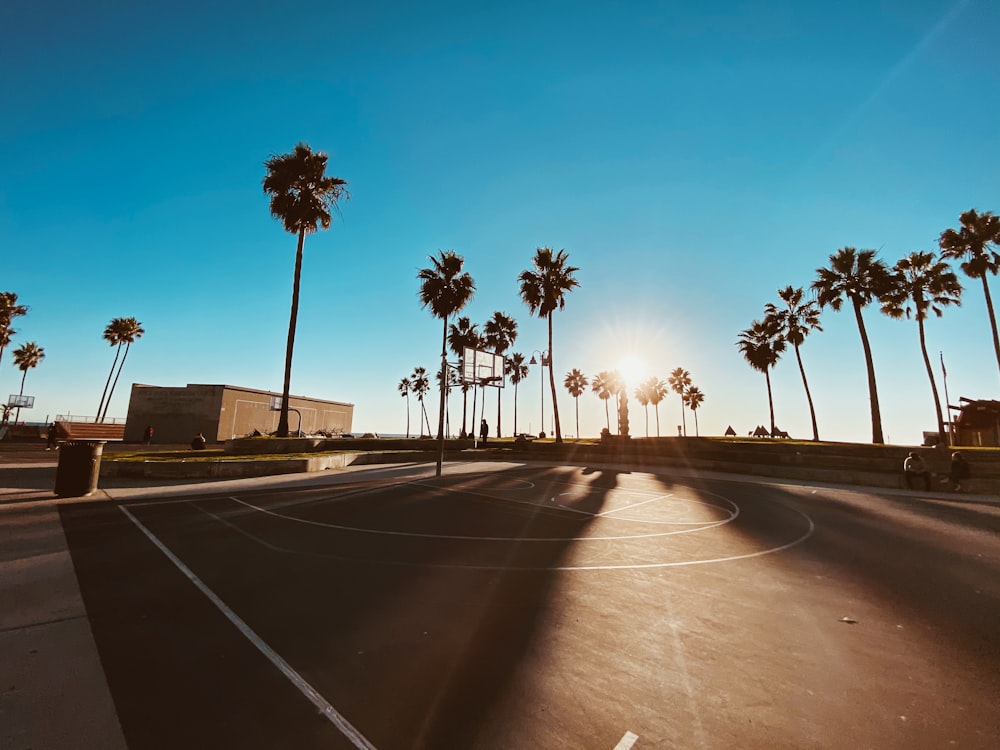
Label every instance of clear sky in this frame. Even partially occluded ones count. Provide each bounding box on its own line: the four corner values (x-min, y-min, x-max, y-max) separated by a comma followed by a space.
2, 0, 998, 444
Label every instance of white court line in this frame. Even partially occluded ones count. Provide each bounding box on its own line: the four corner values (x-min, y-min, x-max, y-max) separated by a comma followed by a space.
228, 495, 733, 542
614, 730, 639, 749
595, 493, 673, 516
119, 506, 378, 750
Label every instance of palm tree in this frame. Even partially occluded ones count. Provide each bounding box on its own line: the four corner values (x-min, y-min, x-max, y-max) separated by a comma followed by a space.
447, 316, 480, 436
410, 366, 432, 437
12, 341, 44, 422
563, 369, 588, 439
98, 317, 144, 422
262, 142, 349, 437
518, 247, 579, 443
684, 386, 705, 436
633, 381, 651, 437
812, 247, 893, 444
938, 209, 1000, 377
398, 377, 412, 438
668, 368, 692, 436
0, 292, 29, 379
506, 352, 529, 435
736, 319, 785, 434
607, 369, 625, 432
483, 311, 518, 437
881, 251, 962, 439
764, 286, 823, 441
419, 250, 475, 474
644, 376, 669, 437
590, 370, 615, 432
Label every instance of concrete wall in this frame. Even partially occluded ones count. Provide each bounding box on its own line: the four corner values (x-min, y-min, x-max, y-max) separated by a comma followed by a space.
124, 383, 354, 443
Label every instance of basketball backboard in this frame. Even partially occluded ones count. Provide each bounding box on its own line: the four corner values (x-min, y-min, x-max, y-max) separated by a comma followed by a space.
461, 347, 505, 387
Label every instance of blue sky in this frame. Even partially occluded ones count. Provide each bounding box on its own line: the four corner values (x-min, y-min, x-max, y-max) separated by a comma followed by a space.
2, 0, 998, 443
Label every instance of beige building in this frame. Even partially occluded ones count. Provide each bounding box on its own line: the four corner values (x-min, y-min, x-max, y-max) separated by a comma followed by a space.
123, 383, 354, 444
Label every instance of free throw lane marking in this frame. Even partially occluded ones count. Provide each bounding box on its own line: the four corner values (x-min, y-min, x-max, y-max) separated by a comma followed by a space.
119, 506, 378, 750
614, 730, 639, 749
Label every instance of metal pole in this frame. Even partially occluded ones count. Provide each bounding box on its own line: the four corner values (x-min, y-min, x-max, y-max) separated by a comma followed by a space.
540, 360, 545, 437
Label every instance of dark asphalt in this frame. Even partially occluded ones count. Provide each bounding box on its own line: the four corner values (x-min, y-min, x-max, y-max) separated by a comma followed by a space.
55, 463, 1000, 749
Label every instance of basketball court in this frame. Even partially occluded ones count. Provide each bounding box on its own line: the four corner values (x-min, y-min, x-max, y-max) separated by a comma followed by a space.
57, 460, 1000, 749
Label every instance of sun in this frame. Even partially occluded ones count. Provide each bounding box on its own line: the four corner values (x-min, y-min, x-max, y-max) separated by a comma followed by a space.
617, 355, 647, 388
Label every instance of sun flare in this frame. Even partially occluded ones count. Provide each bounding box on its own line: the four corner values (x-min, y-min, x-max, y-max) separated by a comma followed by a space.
617, 355, 647, 388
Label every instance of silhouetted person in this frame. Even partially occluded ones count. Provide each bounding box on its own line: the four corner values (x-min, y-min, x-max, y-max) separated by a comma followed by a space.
903, 451, 930, 491
480, 419, 488, 444
143, 425, 154, 445
46, 423, 58, 450
191, 432, 207, 450
948, 451, 970, 492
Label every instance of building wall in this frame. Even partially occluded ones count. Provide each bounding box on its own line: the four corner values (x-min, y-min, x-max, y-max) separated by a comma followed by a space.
124, 383, 353, 443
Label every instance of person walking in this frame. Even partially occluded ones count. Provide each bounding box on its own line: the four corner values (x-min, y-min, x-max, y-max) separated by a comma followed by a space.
948, 451, 971, 492
479, 418, 489, 445
46, 422, 58, 450
903, 451, 931, 491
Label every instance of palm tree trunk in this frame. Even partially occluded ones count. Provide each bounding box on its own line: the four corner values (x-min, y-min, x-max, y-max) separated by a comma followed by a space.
644, 405, 649, 437
917, 317, 946, 439
496, 388, 502, 439
654, 404, 660, 437
547, 314, 562, 442
853, 300, 884, 444
980, 274, 1000, 377
279, 228, 306, 437
604, 399, 610, 431
97, 344, 122, 422
679, 398, 687, 437
765, 367, 775, 433
436, 320, 447, 442
405, 394, 410, 438
101, 343, 131, 422
15, 369, 27, 422
694, 409, 700, 436
794, 343, 819, 441
575, 395, 580, 439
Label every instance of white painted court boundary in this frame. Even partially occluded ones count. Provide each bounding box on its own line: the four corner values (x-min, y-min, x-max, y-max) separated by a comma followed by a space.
119, 506, 378, 750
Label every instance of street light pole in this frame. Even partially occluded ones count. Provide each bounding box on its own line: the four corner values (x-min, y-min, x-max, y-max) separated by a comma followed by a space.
529, 350, 549, 437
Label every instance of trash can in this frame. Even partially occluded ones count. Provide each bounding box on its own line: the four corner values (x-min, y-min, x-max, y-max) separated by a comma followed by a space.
54, 440, 106, 497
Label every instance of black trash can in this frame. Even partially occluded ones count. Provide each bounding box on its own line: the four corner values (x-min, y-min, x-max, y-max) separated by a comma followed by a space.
54, 440, 106, 497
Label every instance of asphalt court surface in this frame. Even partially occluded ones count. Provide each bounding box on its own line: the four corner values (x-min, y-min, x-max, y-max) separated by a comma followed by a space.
59, 462, 1000, 749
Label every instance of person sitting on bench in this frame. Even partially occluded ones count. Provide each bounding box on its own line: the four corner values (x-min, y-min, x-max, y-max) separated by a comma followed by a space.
903, 451, 931, 491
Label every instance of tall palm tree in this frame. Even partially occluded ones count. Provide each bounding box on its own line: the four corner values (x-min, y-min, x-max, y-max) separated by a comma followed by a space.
644, 376, 669, 437
518, 247, 579, 443
483, 311, 518, 437
668, 368, 692, 436
633, 381, 651, 437
563, 369, 588, 439
506, 352, 529, 435
684, 386, 705, 436
398, 377, 412, 438
764, 286, 823, 441
99, 317, 144, 422
419, 250, 475, 475
0, 292, 29, 380
590, 370, 614, 433
262, 142, 349, 437
938, 209, 1000, 377
410, 366, 432, 437
447, 316, 480, 436
736, 319, 785, 434
881, 251, 963, 439
12, 341, 44, 422
607, 369, 625, 432
812, 247, 893, 444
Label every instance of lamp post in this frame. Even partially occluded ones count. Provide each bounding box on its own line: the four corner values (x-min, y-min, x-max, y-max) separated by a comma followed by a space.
529, 350, 549, 437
